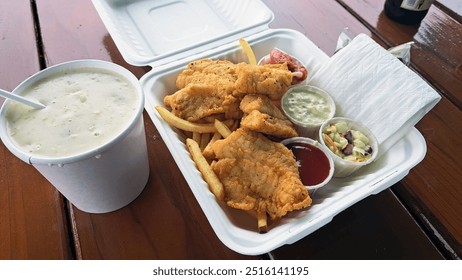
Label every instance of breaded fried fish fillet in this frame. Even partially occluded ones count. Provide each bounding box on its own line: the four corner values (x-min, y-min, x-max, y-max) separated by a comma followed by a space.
164, 84, 241, 122
234, 63, 292, 100
176, 59, 292, 100
211, 128, 311, 220
164, 59, 293, 121
239, 94, 287, 119
175, 59, 237, 89
239, 94, 298, 138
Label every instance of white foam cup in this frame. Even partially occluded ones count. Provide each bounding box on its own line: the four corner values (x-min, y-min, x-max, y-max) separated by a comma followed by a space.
0, 60, 149, 213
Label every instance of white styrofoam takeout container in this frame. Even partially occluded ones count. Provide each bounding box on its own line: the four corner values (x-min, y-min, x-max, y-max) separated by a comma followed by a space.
92, 0, 427, 255
0, 60, 150, 214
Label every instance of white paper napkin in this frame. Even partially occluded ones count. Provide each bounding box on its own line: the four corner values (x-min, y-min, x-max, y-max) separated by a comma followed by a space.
309, 34, 441, 156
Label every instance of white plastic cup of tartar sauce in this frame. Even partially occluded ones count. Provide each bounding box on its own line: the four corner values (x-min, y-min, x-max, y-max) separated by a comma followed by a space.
281, 85, 336, 139
0, 60, 149, 213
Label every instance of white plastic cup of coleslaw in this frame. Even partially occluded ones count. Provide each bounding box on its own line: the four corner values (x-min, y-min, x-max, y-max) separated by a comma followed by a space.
281, 85, 336, 139
0, 60, 149, 213
318, 117, 378, 177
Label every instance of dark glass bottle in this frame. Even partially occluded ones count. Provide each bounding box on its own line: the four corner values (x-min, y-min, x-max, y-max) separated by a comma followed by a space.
384, 0, 435, 25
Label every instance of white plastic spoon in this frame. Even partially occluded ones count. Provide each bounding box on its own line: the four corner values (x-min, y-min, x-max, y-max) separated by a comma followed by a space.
0, 88, 46, 109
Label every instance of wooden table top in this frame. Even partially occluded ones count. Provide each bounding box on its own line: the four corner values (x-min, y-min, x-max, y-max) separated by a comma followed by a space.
1, 0, 461, 260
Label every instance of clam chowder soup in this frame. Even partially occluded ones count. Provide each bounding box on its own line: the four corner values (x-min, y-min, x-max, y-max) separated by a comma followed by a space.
5, 68, 139, 158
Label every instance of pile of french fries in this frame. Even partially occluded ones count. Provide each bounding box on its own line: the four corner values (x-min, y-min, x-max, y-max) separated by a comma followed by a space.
155, 39, 269, 233
155, 106, 268, 233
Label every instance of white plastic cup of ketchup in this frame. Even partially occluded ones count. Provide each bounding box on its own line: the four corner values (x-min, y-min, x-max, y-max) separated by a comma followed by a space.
281, 137, 334, 196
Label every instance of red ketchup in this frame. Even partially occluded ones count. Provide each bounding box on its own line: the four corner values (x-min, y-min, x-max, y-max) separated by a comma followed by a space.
285, 141, 331, 186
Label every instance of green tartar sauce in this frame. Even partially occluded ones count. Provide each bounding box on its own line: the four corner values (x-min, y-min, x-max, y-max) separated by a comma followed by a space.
282, 86, 334, 126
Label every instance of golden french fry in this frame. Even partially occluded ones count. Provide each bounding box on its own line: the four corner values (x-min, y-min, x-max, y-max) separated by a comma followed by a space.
222, 119, 235, 127
239, 38, 257, 65
214, 119, 232, 138
201, 113, 226, 123
193, 132, 201, 145
186, 138, 225, 201
200, 133, 211, 151
257, 211, 268, 234
155, 106, 217, 133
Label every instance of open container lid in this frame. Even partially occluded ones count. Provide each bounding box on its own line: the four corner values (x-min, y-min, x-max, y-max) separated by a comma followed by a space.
92, 0, 274, 67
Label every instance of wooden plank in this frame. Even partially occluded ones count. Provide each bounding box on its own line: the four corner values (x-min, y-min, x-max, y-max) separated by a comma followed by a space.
271, 190, 443, 259
265, 0, 374, 56
34, 0, 255, 259
264, 0, 445, 259
395, 98, 462, 258
339, 0, 462, 258
31, 0, 452, 259
0, 0, 72, 259
69, 112, 255, 259
437, 0, 462, 22
338, 0, 462, 109
34, 0, 147, 78
412, 9, 462, 109
0, 1, 41, 94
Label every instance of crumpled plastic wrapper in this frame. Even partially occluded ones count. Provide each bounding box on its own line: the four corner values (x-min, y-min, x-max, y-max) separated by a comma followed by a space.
309, 34, 441, 156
